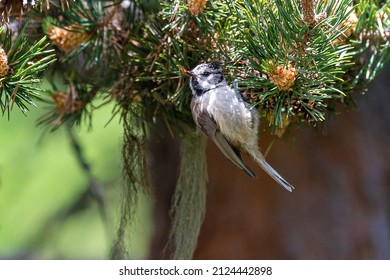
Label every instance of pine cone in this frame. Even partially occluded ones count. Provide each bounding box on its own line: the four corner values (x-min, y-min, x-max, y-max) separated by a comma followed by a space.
47, 25, 90, 52
187, 0, 207, 16
52, 92, 83, 115
268, 62, 298, 91
0, 46, 9, 77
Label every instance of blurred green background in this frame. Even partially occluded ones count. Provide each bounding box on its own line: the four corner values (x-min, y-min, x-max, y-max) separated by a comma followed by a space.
0, 96, 152, 259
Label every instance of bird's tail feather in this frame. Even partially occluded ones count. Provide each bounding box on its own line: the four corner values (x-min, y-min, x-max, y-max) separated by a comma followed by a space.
249, 150, 294, 192
213, 132, 256, 178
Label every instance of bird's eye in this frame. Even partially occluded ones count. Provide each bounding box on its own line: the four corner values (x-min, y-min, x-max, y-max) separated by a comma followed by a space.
203, 71, 210, 76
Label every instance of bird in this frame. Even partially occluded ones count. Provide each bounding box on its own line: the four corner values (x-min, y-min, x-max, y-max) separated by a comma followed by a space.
188, 62, 294, 192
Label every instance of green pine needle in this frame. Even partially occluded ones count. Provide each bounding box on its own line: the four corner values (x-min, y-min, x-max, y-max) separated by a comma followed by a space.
0, 27, 55, 117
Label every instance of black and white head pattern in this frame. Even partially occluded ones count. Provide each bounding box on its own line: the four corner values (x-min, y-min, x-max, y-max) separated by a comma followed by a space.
189, 62, 226, 96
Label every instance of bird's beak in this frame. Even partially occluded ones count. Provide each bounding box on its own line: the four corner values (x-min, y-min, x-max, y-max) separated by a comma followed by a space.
183, 70, 194, 77
178, 65, 193, 77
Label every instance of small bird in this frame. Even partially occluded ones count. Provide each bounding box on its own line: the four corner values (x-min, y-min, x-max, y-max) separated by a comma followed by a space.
188, 62, 294, 192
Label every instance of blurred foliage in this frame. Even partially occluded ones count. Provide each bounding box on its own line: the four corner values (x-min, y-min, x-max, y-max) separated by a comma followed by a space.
0, 102, 151, 259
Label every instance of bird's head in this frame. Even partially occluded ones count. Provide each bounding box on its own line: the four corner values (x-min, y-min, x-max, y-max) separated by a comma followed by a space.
189, 62, 226, 96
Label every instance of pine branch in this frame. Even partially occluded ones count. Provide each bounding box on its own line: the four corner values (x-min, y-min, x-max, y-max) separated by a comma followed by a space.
42, 0, 136, 70
66, 122, 108, 223
112, 0, 389, 132
35, 1, 139, 128
3, 0, 386, 130
37, 80, 99, 129
350, 0, 390, 85
224, 0, 354, 127
0, 26, 55, 117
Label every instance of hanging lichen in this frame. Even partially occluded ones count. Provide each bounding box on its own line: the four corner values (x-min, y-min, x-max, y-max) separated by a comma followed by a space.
110, 107, 149, 260
166, 131, 207, 259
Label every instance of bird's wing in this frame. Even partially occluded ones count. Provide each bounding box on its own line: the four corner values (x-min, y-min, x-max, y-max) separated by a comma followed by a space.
213, 131, 256, 177
191, 98, 256, 178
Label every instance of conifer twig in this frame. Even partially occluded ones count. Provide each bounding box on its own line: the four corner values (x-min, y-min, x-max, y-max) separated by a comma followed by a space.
300, 0, 326, 27
300, 0, 316, 26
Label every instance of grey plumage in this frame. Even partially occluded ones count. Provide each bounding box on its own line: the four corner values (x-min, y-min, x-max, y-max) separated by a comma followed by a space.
189, 62, 294, 192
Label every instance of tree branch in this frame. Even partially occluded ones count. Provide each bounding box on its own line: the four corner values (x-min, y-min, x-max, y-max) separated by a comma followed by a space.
66, 122, 108, 222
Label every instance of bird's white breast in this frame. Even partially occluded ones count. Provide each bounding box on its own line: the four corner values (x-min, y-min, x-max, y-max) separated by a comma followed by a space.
205, 86, 257, 147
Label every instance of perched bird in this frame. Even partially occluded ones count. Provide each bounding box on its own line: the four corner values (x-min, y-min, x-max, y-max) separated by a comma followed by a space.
188, 62, 294, 192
